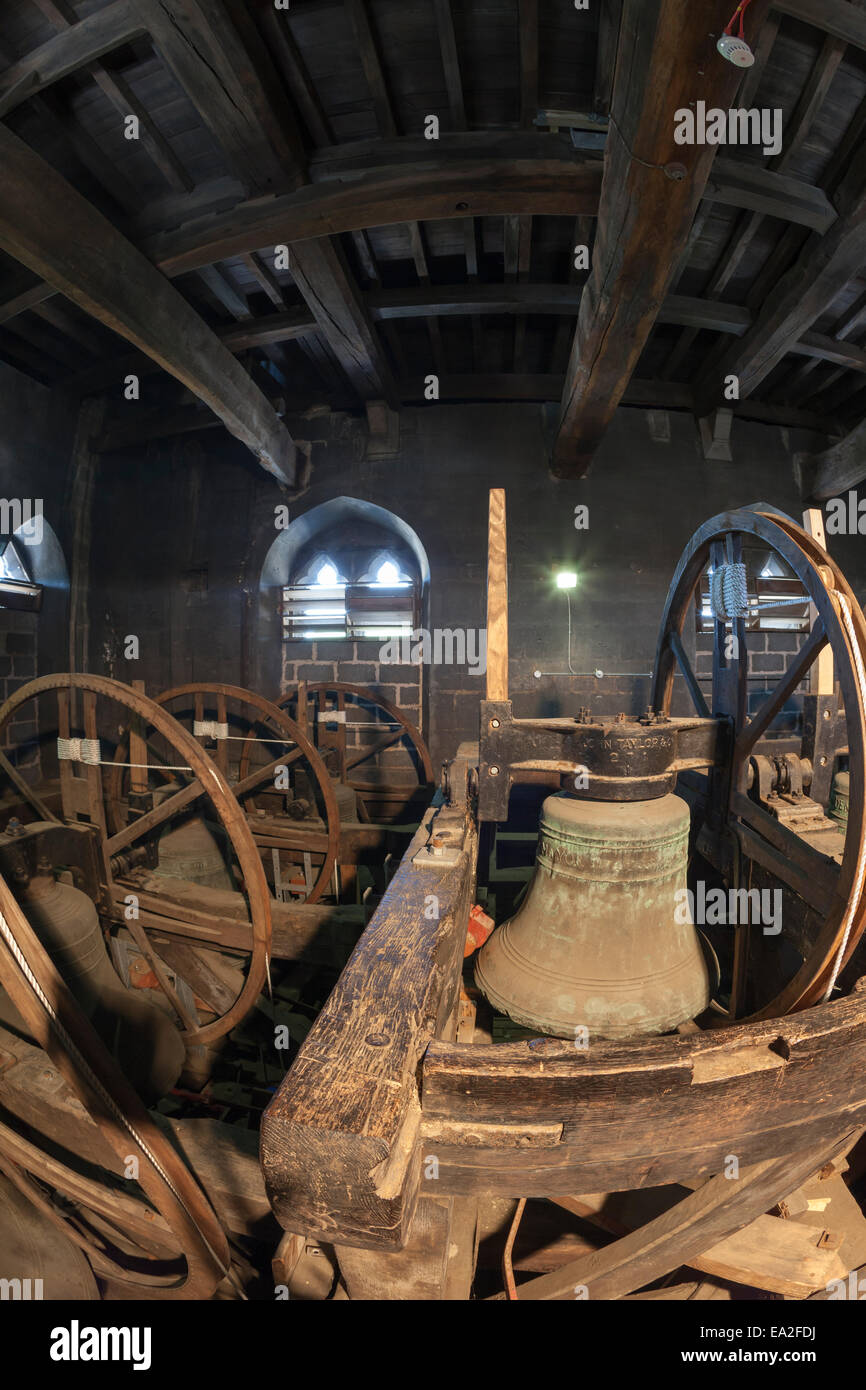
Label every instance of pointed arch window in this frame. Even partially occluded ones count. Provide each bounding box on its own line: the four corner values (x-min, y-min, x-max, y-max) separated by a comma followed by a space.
283, 545, 418, 640
0, 539, 42, 611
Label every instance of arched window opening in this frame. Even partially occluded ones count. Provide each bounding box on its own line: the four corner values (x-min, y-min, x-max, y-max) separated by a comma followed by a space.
0, 538, 42, 611
283, 532, 420, 641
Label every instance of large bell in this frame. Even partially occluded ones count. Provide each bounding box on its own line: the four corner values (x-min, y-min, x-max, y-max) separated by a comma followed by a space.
154, 814, 234, 891
475, 792, 711, 1040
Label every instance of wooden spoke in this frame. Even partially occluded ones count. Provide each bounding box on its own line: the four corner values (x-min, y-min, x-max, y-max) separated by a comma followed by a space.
0, 674, 272, 1046
736, 619, 829, 759
104, 778, 204, 857
232, 745, 303, 800
272, 682, 434, 801
116, 684, 342, 907
667, 628, 709, 719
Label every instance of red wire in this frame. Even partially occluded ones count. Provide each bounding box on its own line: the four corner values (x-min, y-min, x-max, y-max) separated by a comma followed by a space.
724, 0, 754, 39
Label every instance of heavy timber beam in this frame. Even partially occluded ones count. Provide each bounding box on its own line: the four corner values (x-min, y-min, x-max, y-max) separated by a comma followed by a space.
144, 0, 305, 196
288, 239, 397, 403
0, 0, 147, 116
0, 124, 296, 487
552, 0, 770, 478
774, 0, 866, 50
694, 182, 866, 415
796, 417, 866, 500
146, 0, 391, 402
150, 135, 831, 277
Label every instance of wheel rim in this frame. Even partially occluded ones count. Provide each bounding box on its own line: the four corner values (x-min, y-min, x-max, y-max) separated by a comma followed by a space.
651, 508, 866, 1022
0, 673, 272, 1046
107, 682, 340, 906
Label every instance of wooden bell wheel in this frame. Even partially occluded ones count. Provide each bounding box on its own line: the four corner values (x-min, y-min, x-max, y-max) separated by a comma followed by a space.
272, 681, 434, 795
651, 507, 866, 1023
106, 682, 340, 906
0, 868, 232, 1298
0, 673, 272, 1046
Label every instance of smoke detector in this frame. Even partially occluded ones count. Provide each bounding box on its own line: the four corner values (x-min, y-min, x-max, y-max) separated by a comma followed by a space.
717, 33, 755, 66
718, 1, 755, 67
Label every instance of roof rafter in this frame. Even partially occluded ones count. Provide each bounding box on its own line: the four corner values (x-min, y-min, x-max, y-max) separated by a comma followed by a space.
0, 122, 297, 486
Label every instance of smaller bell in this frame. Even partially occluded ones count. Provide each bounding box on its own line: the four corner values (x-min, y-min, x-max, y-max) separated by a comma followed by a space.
828, 770, 849, 833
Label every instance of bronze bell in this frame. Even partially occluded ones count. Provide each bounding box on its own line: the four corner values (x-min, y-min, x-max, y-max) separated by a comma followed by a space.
475, 792, 711, 1040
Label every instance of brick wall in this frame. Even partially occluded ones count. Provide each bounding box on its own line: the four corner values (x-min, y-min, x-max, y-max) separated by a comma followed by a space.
87, 402, 866, 774
695, 628, 807, 722
281, 639, 424, 785
0, 610, 40, 781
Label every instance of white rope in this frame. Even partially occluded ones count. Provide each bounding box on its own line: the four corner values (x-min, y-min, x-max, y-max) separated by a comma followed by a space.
0, 907, 230, 1280
56, 738, 100, 764
193, 720, 229, 740
113, 760, 193, 772
823, 589, 866, 1000
709, 563, 749, 620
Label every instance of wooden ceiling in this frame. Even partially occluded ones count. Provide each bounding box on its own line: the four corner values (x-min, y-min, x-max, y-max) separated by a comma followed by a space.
0, 0, 865, 483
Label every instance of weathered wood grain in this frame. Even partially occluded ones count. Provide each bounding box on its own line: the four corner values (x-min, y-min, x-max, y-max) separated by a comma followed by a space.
261, 783, 478, 1250
552, 0, 772, 477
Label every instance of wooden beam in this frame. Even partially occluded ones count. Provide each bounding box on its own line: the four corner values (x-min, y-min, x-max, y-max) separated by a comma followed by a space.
0, 124, 296, 486
259, 6, 333, 147
145, 0, 305, 195
797, 417, 866, 500
433, 0, 466, 129
151, 141, 602, 275
593, 0, 623, 117
31, 0, 193, 193
0, 0, 147, 116
695, 181, 866, 413
310, 135, 834, 230
552, 0, 771, 477
289, 239, 397, 403
346, 0, 397, 136
486, 489, 509, 703
150, 133, 832, 276
518, 0, 539, 129
774, 0, 866, 50
0, 280, 57, 323
396, 371, 831, 429
701, 33, 845, 297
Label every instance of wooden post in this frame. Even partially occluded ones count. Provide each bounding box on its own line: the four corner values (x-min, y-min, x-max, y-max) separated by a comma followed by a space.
486, 488, 508, 702
803, 507, 835, 695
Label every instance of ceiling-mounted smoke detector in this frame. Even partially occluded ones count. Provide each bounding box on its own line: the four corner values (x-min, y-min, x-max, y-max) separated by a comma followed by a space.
718, 0, 755, 67
716, 33, 754, 66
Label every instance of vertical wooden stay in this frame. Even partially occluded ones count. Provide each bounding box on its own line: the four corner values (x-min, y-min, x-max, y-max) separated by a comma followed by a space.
486, 488, 509, 702
83, 690, 114, 902
216, 690, 229, 776
803, 507, 835, 696
129, 678, 148, 796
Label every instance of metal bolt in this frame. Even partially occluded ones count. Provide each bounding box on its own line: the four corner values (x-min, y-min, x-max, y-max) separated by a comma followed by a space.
823, 710, 831, 720
490, 718, 500, 729
489, 765, 500, 776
